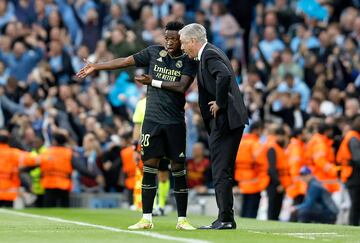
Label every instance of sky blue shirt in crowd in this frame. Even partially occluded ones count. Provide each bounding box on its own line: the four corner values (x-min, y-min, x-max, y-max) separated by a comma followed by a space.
259, 39, 285, 63
54, 0, 83, 47
277, 77, 311, 110
0, 2, 14, 29
0, 47, 44, 81
0, 68, 10, 85
290, 36, 320, 53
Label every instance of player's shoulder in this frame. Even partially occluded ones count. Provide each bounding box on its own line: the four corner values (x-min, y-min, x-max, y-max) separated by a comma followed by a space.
144, 45, 167, 57
147, 45, 165, 52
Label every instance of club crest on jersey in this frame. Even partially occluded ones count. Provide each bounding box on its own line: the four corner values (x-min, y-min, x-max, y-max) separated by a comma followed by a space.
159, 50, 168, 57
175, 60, 183, 68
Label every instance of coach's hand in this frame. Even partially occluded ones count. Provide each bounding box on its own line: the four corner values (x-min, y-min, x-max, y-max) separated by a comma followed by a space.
134, 74, 152, 85
76, 59, 96, 79
209, 101, 220, 117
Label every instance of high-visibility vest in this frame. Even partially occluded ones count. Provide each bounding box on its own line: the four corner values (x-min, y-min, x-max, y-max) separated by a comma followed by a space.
30, 146, 47, 195
257, 136, 291, 188
133, 166, 143, 210
285, 138, 307, 198
120, 146, 137, 190
40, 147, 73, 191
336, 130, 360, 183
305, 133, 340, 193
0, 144, 36, 201
132, 144, 143, 210
235, 133, 270, 194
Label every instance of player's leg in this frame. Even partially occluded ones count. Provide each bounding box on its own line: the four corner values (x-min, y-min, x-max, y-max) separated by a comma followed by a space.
165, 123, 195, 230
128, 157, 161, 230
129, 121, 164, 229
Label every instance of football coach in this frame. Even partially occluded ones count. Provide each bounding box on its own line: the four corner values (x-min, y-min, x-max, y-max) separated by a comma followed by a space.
179, 23, 249, 229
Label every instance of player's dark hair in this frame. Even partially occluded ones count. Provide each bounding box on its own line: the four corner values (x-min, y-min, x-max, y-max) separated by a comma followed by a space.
165, 21, 185, 31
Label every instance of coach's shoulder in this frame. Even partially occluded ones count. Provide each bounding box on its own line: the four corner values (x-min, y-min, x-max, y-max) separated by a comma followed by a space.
203, 48, 220, 61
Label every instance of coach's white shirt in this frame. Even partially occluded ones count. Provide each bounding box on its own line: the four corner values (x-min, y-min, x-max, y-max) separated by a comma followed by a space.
198, 42, 208, 61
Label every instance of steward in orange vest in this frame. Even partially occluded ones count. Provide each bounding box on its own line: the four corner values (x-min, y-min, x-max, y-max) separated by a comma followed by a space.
39, 133, 103, 207
120, 146, 137, 191
336, 116, 360, 226
305, 124, 340, 193
235, 122, 269, 218
286, 129, 307, 200
0, 130, 37, 207
285, 129, 307, 221
257, 127, 291, 221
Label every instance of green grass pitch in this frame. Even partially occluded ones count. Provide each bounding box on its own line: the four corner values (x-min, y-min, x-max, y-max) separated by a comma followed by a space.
0, 208, 359, 243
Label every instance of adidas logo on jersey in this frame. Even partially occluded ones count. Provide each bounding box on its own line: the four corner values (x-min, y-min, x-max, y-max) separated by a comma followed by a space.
157, 57, 162, 62
179, 152, 185, 158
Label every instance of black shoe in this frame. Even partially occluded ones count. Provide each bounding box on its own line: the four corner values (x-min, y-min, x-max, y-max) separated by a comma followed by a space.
213, 221, 236, 230
198, 219, 219, 230
198, 220, 236, 230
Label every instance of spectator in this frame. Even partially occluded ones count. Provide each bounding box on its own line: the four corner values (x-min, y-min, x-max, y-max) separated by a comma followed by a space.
0, 60, 9, 85
277, 73, 310, 110
0, 0, 15, 30
187, 143, 210, 193
278, 48, 304, 80
345, 98, 360, 120
210, 2, 241, 57
0, 35, 44, 82
48, 40, 74, 85
259, 26, 285, 64
81, 9, 102, 53
14, 0, 36, 26
290, 24, 320, 53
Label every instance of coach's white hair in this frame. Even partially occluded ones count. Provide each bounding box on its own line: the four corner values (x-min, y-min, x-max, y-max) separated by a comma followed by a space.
179, 23, 207, 44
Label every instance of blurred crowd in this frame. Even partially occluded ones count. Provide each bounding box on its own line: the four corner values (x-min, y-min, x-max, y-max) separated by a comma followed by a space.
0, 0, 359, 225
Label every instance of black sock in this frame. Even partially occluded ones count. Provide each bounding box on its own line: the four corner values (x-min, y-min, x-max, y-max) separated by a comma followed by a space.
142, 166, 158, 214
172, 169, 188, 217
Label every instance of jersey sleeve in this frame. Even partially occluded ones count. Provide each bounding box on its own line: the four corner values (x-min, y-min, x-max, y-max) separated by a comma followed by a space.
132, 98, 146, 124
181, 57, 198, 78
133, 46, 153, 67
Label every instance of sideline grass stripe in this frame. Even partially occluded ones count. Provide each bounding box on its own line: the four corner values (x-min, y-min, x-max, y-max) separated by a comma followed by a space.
0, 209, 210, 243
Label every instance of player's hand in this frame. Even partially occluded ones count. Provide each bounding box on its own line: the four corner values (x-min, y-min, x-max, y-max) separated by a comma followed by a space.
76, 59, 96, 79
134, 74, 152, 85
208, 101, 220, 117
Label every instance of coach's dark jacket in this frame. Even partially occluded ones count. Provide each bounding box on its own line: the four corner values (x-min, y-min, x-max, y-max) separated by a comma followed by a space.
197, 43, 248, 130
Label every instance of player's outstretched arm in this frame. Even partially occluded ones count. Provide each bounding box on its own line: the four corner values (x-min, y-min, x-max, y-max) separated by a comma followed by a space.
76, 56, 136, 79
135, 74, 194, 93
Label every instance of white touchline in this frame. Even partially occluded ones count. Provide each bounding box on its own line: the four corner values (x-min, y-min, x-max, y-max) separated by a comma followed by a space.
247, 230, 345, 240
0, 209, 210, 243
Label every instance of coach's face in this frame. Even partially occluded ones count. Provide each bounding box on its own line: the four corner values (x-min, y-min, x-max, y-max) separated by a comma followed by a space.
180, 35, 196, 59
165, 30, 181, 56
